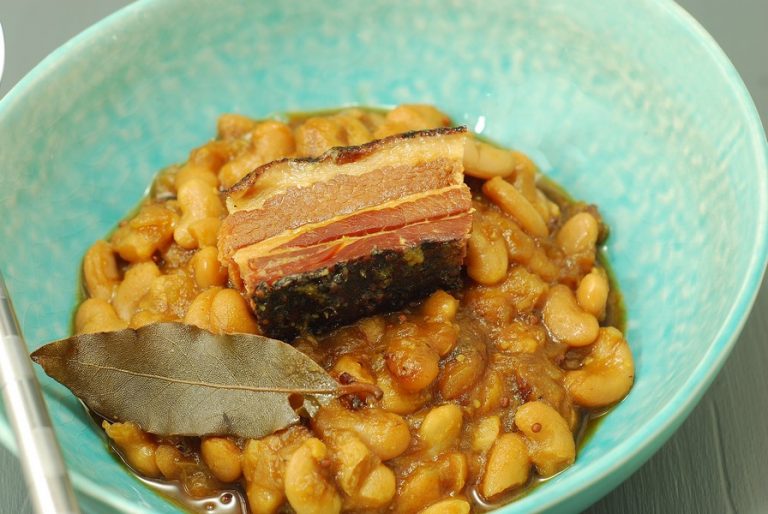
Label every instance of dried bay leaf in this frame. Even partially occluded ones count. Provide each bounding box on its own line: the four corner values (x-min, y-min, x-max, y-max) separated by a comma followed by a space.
31, 323, 342, 439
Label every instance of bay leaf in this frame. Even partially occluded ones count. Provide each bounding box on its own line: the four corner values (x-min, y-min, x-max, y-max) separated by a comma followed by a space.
30, 323, 342, 439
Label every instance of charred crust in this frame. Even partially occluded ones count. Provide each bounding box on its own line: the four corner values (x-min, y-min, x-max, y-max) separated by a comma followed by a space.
250, 239, 467, 341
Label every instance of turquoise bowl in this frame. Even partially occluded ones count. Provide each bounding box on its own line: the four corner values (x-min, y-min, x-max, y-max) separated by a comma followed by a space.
1, 0, 766, 512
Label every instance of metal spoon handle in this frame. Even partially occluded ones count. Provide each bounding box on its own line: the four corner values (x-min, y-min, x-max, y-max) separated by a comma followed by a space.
0, 271, 80, 514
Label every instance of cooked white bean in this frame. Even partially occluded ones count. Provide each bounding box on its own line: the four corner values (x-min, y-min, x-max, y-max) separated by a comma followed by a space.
515, 401, 575, 477
556, 212, 598, 255
543, 285, 599, 347
483, 177, 549, 238
564, 327, 634, 408
418, 499, 471, 514
577, 267, 609, 319
480, 433, 530, 498
418, 404, 463, 455
284, 438, 341, 514
464, 138, 517, 179
466, 225, 509, 285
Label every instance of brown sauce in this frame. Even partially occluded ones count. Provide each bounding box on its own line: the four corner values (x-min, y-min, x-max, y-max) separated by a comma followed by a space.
73, 105, 631, 513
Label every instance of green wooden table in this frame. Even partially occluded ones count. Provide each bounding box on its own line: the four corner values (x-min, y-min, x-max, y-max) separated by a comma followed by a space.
1, 1, 766, 512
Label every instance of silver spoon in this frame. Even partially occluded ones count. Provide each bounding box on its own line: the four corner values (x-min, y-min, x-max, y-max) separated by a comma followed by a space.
0, 271, 80, 514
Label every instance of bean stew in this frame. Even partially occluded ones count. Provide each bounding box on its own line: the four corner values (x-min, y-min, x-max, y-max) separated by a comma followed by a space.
74, 105, 634, 513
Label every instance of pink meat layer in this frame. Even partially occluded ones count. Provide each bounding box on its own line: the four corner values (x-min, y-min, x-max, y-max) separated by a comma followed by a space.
245, 211, 473, 287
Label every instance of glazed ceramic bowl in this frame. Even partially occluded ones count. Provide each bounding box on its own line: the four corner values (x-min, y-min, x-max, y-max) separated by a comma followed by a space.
1, 0, 766, 512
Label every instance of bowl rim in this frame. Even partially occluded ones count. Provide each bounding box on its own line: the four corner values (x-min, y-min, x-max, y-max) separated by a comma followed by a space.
0, 0, 766, 512
0, 22, 6, 85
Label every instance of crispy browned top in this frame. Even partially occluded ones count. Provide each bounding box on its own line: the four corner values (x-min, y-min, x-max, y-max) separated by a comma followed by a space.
227, 126, 467, 199
219, 127, 469, 266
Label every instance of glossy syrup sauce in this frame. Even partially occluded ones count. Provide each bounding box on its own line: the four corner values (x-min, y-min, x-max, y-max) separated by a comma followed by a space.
84, 408, 249, 513
94, 403, 613, 513
80, 202, 624, 514
74, 110, 627, 513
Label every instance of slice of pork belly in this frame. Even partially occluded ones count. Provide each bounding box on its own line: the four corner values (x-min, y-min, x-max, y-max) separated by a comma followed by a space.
219, 127, 472, 339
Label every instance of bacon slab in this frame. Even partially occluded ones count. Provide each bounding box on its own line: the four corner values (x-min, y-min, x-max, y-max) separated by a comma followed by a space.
219, 127, 472, 339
